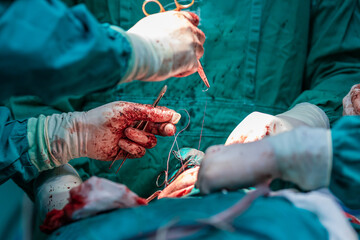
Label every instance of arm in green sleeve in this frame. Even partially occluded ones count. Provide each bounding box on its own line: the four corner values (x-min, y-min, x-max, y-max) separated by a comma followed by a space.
0, 106, 66, 198
330, 116, 360, 209
0, 0, 132, 103
0, 107, 39, 187
291, 1, 360, 125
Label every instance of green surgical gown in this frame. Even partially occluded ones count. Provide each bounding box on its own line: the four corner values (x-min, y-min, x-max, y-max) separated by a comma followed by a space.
331, 116, 360, 210
0, 0, 132, 103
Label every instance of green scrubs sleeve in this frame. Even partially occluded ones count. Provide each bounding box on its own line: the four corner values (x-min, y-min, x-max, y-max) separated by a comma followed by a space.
291, 1, 360, 125
0, 107, 39, 187
330, 116, 360, 209
0, 0, 132, 103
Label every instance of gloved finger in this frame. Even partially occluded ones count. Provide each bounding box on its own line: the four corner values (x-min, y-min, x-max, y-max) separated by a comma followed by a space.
144, 122, 177, 136
124, 127, 157, 148
343, 93, 356, 116
193, 26, 206, 45
118, 139, 146, 158
119, 102, 181, 124
174, 58, 198, 78
112, 149, 138, 161
195, 40, 205, 60
350, 84, 360, 115
179, 11, 200, 26
174, 68, 198, 78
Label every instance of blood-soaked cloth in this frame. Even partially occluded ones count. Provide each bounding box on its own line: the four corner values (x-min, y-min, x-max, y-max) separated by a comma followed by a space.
40, 177, 147, 233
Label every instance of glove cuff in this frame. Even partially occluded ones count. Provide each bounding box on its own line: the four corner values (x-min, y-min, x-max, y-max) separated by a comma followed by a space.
27, 116, 56, 171
277, 103, 330, 129
27, 113, 83, 172
124, 32, 153, 81
267, 127, 332, 190
45, 112, 85, 165
124, 32, 173, 82
110, 26, 138, 83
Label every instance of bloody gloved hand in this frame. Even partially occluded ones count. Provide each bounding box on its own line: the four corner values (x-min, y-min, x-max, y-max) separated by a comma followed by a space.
225, 103, 329, 145
27, 101, 181, 171
197, 127, 332, 194
118, 11, 205, 82
343, 84, 360, 115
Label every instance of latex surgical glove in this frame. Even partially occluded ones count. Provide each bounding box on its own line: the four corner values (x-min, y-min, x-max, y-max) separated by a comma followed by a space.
197, 127, 332, 194
343, 84, 360, 115
34, 164, 83, 222
118, 11, 205, 82
225, 103, 329, 145
27, 102, 181, 171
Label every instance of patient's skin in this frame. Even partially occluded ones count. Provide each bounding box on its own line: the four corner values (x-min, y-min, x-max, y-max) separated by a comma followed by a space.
158, 167, 200, 199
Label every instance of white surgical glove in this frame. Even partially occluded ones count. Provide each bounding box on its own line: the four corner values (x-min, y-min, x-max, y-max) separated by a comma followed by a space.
343, 84, 360, 115
267, 127, 332, 190
34, 164, 82, 221
225, 103, 329, 145
27, 101, 181, 171
197, 126, 332, 194
116, 11, 205, 82
196, 141, 278, 194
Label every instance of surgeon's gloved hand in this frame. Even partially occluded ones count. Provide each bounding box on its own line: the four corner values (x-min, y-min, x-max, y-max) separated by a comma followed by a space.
225, 103, 330, 145
27, 102, 181, 171
118, 11, 205, 82
197, 127, 332, 194
196, 142, 277, 194
343, 84, 360, 115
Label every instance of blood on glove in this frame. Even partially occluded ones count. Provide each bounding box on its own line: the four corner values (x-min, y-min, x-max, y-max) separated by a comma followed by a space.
40, 101, 181, 169
343, 84, 360, 115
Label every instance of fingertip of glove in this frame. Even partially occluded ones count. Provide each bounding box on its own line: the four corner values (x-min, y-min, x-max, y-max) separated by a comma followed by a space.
181, 11, 200, 26
160, 123, 176, 136
171, 112, 181, 124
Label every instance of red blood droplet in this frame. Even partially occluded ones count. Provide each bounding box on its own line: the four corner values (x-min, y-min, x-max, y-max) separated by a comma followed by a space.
265, 125, 271, 136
